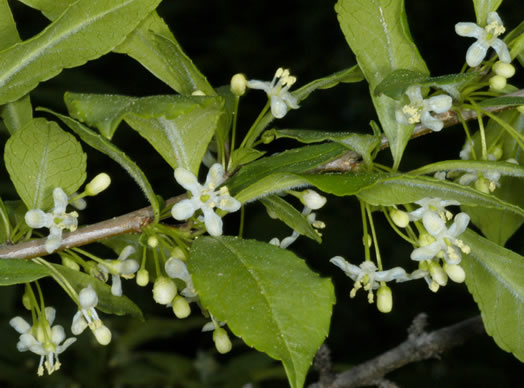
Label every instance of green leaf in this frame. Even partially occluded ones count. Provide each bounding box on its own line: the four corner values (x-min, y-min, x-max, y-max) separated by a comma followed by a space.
357, 175, 524, 218
0, 197, 10, 244
0, 259, 50, 285
266, 129, 380, 167
297, 172, 386, 196
229, 148, 266, 170
123, 97, 224, 175
461, 229, 524, 362
16, 0, 75, 21
114, 14, 215, 95
374, 69, 480, 100
478, 96, 524, 107
227, 143, 347, 195
335, 0, 429, 169
472, 0, 502, 25
409, 159, 524, 178
42, 109, 160, 222
0, 0, 20, 48
0, 0, 161, 105
293, 65, 364, 102
234, 173, 309, 204
260, 195, 321, 243
189, 236, 335, 388
0, 0, 33, 135
4, 117, 87, 210
52, 263, 143, 319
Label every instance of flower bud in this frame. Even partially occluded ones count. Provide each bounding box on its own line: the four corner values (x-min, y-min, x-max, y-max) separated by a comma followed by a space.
136, 268, 149, 287
93, 324, 112, 345
493, 61, 515, 78
85, 173, 111, 196
172, 295, 191, 319
192, 90, 205, 96
489, 75, 507, 90
390, 209, 409, 228
22, 292, 32, 310
376, 284, 393, 313
443, 262, 466, 283
62, 256, 80, 271
362, 235, 372, 248
147, 236, 159, 248
428, 261, 448, 286
171, 246, 186, 260
474, 177, 491, 194
490, 145, 503, 160
301, 190, 327, 210
153, 276, 177, 305
213, 327, 232, 354
230, 73, 247, 96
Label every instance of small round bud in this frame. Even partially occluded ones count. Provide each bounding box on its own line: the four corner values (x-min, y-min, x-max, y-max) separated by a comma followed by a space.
489, 75, 507, 90
301, 190, 327, 210
376, 284, 393, 313
136, 268, 149, 287
261, 131, 276, 144
62, 256, 80, 271
171, 246, 186, 260
172, 295, 191, 319
493, 61, 515, 78
85, 173, 111, 196
79, 286, 98, 309
153, 276, 177, 305
230, 73, 247, 96
93, 324, 112, 345
213, 328, 232, 354
147, 236, 159, 248
443, 263, 466, 283
390, 209, 409, 228
490, 145, 503, 160
362, 235, 372, 248
22, 293, 32, 310
428, 261, 448, 286
192, 90, 205, 96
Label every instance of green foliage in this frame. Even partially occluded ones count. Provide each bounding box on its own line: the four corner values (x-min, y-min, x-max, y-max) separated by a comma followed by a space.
461, 229, 524, 362
0, 259, 50, 285
0, 0, 162, 105
260, 195, 321, 243
335, 0, 428, 169
45, 110, 160, 222
4, 117, 86, 210
189, 236, 335, 388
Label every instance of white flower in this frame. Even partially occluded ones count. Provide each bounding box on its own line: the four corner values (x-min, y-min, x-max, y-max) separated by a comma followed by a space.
455, 11, 511, 67
98, 246, 138, 296
408, 197, 460, 224
330, 257, 410, 303
246, 67, 300, 119
10, 307, 76, 376
395, 86, 452, 131
71, 286, 111, 345
411, 212, 471, 265
25, 188, 79, 253
171, 164, 241, 236
300, 190, 327, 210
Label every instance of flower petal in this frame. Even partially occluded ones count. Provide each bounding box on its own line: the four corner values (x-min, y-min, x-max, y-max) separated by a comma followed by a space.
466, 40, 489, 67
52, 188, 69, 214
174, 168, 201, 193
491, 39, 511, 63
246, 80, 270, 92
205, 163, 225, 188
455, 22, 484, 38
411, 242, 441, 261
427, 95, 452, 114
202, 208, 223, 236
217, 196, 241, 213
171, 199, 198, 220
421, 111, 444, 131
270, 96, 288, 119
10, 317, 31, 334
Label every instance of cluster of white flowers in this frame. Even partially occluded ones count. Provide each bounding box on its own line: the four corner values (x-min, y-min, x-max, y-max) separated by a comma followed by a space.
171, 163, 241, 237
331, 197, 471, 310
246, 67, 300, 119
395, 85, 452, 132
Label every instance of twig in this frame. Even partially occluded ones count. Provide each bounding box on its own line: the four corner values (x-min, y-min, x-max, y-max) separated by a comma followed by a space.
308, 314, 484, 388
0, 196, 183, 260
318, 88, 524, 172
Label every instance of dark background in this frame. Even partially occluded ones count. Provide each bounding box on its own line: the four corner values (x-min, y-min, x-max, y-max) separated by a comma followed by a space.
1, 0, 523, 387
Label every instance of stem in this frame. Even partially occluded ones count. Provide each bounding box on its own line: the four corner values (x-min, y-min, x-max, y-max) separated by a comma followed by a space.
239, 101, 270, 149
365, 204, 383, 270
